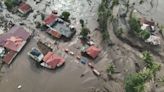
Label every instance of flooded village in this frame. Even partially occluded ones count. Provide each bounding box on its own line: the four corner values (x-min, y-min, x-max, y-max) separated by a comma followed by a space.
0, 0, 164, 92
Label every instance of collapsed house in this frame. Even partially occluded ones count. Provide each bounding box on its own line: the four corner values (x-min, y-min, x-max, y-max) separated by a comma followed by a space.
43, 13, 76, 39
140, 17, 160, 45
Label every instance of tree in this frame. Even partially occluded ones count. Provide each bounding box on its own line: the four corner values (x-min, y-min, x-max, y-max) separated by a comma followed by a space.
111, 0, 119, 9
61, 11, 70, 21
139, 30, 150, 40
139, 0, 144, 4
4, 0, 19, 10
129, 17, 141, 33
80, 27, 90, 40
125, 72, 145, 92
98, 0, 111, 42
4, 0, 15, 10
80, 19, 84, 28
142, 51, 161, 74
125, 51, 161, 92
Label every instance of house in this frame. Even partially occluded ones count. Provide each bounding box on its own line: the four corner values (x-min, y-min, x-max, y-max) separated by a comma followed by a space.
18, 2, 32, 15
0, 25, 31, 64
47, 22, 76, 39
2, 50, 17, 64
81, 45, 101, 59
4, 36, 25, 52
46, 28, 61, 38
43, 14, 58, 26
41, 52, 65, 69
86, 46, 101, 59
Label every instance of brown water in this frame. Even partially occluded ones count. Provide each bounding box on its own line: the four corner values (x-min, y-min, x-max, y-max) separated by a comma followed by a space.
134, 0, 164, 24
0, 0, 103, 92
0, 0, 164, 92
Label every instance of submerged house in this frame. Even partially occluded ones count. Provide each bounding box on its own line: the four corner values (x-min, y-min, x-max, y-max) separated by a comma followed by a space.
0, 26, 31, 64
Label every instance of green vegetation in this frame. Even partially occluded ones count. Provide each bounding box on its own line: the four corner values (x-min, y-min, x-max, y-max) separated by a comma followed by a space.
40, 24, 48, 31
4, 0, 17, 10
61, 11, 70, 22
111, 0, 119, 9
129, 17, 141, 33
115, 28, 123, 37
80, 19, 84, 28
80, 27, 90, 40
41, 13, 45, 20
129, 17, 150, 40
106, 64, 115, 75
142, 51, 161, 74
125, 51, 161, 92
98, 0, 111, 42
139, 30, 150, 40
159, 25, 164, 36
139, 0, 144, 4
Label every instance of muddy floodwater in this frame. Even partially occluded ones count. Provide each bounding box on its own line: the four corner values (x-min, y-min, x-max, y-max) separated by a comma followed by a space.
0, 0, 164, 92
0, 0, 102, 92
134, 0, 164, 24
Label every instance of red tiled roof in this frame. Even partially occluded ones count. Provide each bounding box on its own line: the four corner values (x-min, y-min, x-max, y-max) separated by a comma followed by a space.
47, 29, 61, 38
43, 14, 57, 25
43, 52, 64, 68
3, 50, 17, 64
4, 36, 24, 52
18, 2, 32, 14
86, 46, 101, 59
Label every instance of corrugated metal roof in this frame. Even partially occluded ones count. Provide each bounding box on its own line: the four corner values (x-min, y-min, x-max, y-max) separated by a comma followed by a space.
43, 14, 57, 26
3, 50, 17, 64
18, 2, 32, 14
0, 25, 30, 46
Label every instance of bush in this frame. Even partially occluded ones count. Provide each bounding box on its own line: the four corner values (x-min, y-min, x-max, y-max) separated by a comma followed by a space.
139, 30, 150, 40
4, 0, 18, 10
80, 27, 90, 40
125, 51, 161, 92
61, 11, 70, 21
106, 64, 115, 75
129, 17, 141, 33
125, 73, 145, 92
116, 28, 123, 37
80, 19, 84, 28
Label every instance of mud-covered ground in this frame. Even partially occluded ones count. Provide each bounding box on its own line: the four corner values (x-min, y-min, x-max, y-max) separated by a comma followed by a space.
0, 0, 164, 92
